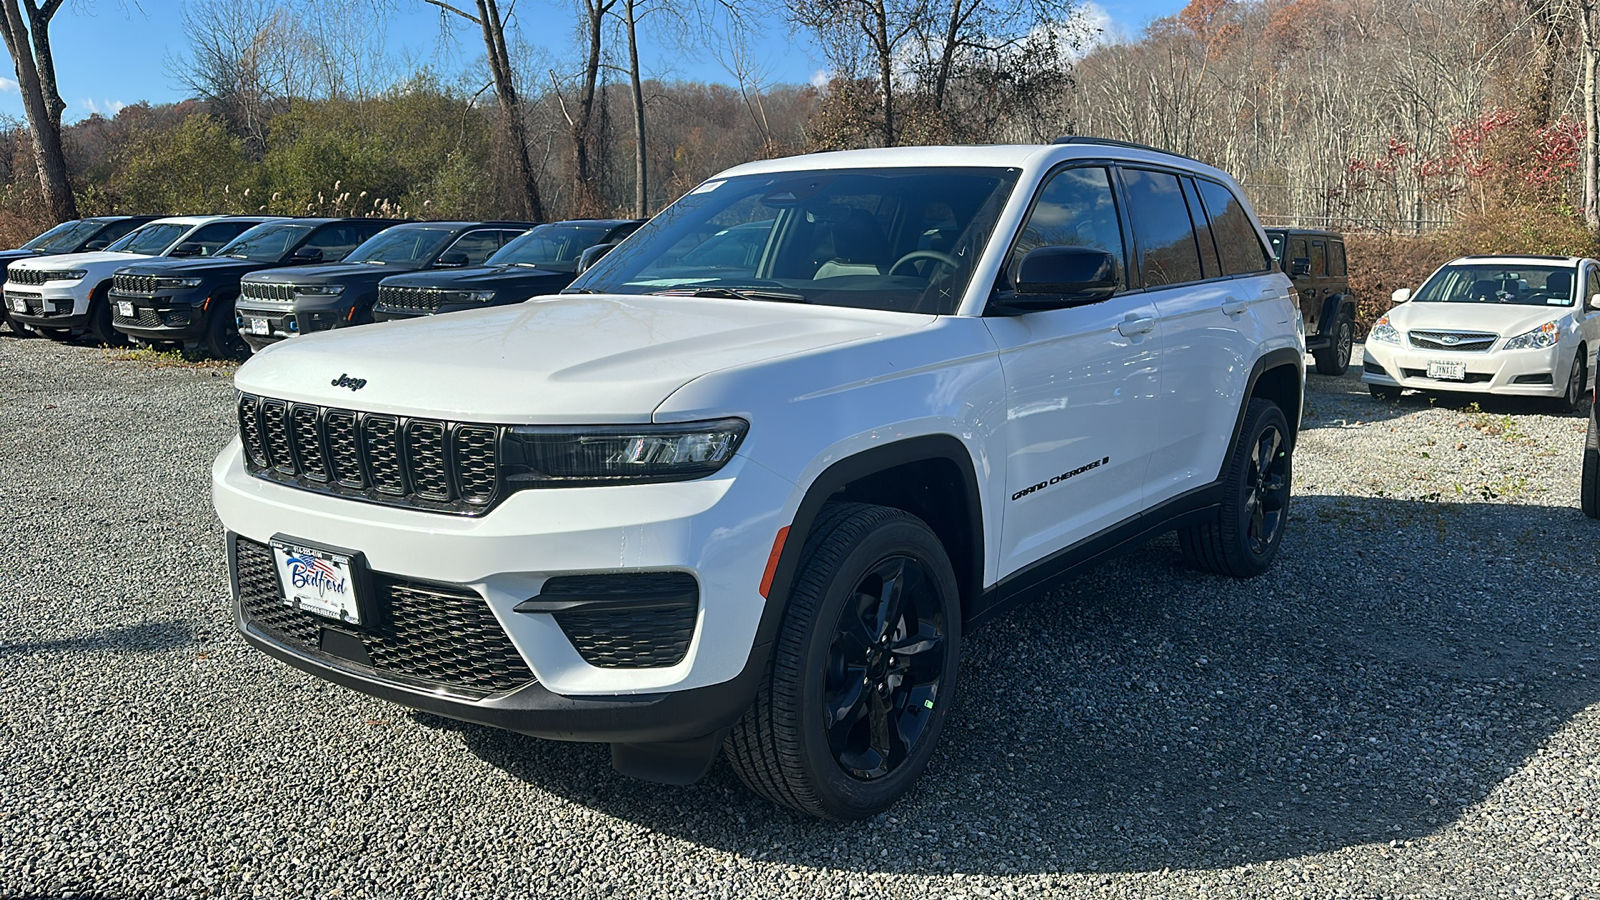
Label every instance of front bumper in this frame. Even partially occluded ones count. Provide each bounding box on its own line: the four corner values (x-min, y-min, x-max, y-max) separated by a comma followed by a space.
6, 284, 88, 330
213, 438, 796, 740
1361, 339, 1570, 397
108, 289, 208, 341
235, 300, 352, 350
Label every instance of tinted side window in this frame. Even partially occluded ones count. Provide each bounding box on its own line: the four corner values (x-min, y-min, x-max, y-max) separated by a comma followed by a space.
1121, 168, 1202, 287
96, 219, 142, 245
1196, 180, 1271, 275
1182, 177, 1221, 279
1329, 241, 1347, 278
1289, 237, 1308, 263
445, 230, 503, 265
302, 225, 364, 260
1311, 240, 1327, 277
1006, 166, 1126, 289
186, 222, 255, 255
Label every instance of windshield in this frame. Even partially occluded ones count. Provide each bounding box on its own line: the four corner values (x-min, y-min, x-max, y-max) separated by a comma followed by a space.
1413, 264, 1578, 307
567, 167, 1018, 315
23, 220, 105, 253
107, 223, 189, 255
219, 223, 314, 262
488, 223, 612, 272
1266, 232, 1285, 261
345, 227, 455, 265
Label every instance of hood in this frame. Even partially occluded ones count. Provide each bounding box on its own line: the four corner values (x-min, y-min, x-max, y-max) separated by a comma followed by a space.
235, 294, 935, 422
0, 249, 37, 264
246, 262, 417, 285
379, 265, 570, 294
117, 256, 265, 277
1386, 300, 1575, 338
10, 250, 148, 271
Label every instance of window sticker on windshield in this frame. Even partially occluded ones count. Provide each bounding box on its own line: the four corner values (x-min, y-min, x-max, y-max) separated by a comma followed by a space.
690, 180, 724, 195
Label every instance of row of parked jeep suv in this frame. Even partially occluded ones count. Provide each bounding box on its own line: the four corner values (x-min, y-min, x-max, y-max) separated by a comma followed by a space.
1, 215, 640, 357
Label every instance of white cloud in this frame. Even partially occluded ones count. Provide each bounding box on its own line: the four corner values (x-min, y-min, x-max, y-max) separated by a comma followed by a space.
78, 98, 127, 117
810, 69, 831, 89
1066, 2, 1127, 58
0, 77, 16, 94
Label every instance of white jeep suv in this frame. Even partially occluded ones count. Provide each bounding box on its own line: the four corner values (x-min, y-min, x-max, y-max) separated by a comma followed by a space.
213, 140, 1304, 820
4, 215, 277, 343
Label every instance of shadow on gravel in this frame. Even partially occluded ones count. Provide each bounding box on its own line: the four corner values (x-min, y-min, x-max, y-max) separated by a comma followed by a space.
0, 621, 192, 657
441, 496, 1599, 878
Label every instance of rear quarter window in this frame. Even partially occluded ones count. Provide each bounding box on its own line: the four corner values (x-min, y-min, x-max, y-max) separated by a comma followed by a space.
1196, 180, 1272, 276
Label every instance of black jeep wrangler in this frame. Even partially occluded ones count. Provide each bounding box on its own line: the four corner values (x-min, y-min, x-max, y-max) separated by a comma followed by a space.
1266, 228, 1356, 376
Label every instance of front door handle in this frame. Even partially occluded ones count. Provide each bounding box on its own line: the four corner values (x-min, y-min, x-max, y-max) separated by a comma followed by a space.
1221, 297, 1249, 316
1117, 315, 1155, 337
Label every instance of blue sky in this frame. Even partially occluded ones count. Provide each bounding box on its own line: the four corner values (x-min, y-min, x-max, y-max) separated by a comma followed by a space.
0, 0, 1181, 124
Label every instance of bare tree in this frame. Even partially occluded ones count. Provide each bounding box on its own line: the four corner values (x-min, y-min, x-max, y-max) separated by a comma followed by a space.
426, 0, 546, 220
0, 0, 74, 221
790, 0, 930, 146
1581, 0, 1599, 232
172, 1, 314, 156
621, 0, 647, 217
547, 0, 617, 214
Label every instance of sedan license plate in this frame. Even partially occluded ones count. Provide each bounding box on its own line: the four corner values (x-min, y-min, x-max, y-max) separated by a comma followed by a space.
1426, 360, 1466, 381
116, 301, 134, 317
249, 317, 270, 335
10, 298, 23, 313
270, 539, 363, 625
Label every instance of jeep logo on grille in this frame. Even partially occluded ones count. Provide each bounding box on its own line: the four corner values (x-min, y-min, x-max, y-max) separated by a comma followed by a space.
331, 374, 367, 391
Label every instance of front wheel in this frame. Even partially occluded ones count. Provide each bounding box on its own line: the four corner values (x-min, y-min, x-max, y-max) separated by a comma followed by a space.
1369, 384, 1401, 402
1180, 398, 1292, 578
86, 284, 125, 346
204, 294, 249, 361
1561, 354, 1588, 415
1313, 311, 1354, 376
726, 502, 961, 821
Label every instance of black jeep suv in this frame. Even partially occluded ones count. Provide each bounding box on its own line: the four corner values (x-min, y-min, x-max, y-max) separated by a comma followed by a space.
109, 218, 401, 358
235, 220, 534, 350
1, 216, 159, 335
371, 219, 640, 321
1266, 228, 1356, 376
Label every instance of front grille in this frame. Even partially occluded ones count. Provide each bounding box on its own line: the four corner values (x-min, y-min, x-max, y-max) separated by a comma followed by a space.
1409, 330, 1497, 352
1400, 367, 1493, 383
113, 273, 158, 295
240, 281, 297, 304
541, 573, 699, 668
233, 536, 536, 695
237, 393, 501, 515
376, 285, 443, 314
9, 268, 50, 286
111, 305, 163, 328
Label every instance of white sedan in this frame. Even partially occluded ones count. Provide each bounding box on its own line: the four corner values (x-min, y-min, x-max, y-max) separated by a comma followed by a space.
1362, 255, 1600, 411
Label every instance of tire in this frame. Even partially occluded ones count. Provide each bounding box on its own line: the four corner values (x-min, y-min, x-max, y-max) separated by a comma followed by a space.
1560, 353, 1588, 416
86, 284, 125, 346
1369, 384, 1401, 402
1313, 309, 1354, 376
726, 502, 962, 821
204, 293, 250, 360
1583, 415, 1600, 519
1179, 398, 1292, 579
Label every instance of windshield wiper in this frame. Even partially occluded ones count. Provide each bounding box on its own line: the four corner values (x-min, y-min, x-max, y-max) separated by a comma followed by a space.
649, 286, 807, 304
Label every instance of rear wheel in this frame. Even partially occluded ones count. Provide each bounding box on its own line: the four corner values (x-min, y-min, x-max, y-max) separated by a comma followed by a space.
726, 502, 961, 821
1313, 310, 1354, 376
1369, 384, 1401, 402
204, 293, 249, 360
1180, 398, 1292, 579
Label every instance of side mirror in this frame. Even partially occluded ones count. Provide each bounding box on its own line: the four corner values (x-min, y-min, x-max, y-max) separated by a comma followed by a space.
83, 240, 108, 251
1391, 287, 1412, 304
435, 250, 468, 268
169, 242, 203, 258
575, 242, 618, 275
1589, 293, 1600, 311
998, 246, 1118, 312
1289, 257, 1312, 278
290, 247, 323, 263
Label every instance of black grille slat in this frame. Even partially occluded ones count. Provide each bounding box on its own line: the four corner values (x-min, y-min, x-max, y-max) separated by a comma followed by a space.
454, 426, 498, 503
363, 415, 404, 495
1408, 330, 1498, 352
406, 421, 451, 501
326, 411, 364, 488
113, 273, 159, 295
377, 285, 443, 314
9, 269, 48, 286
234, 537, 535, 694
261, 400, 295, 474
242, 282, 296, 303
238, 395, 268, 467
290, 405, 328, 482
541, 573, 699, 669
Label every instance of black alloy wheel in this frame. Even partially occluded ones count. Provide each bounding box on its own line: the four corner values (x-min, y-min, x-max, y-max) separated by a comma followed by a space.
1583, 412, 1600, 519
1180, 398, 1293, 578
86, 284, 124, 345
726, 502, 961, 820
1243, 422, 1290, 555
1314, 312, 1355, 376
205, 294, 250, 360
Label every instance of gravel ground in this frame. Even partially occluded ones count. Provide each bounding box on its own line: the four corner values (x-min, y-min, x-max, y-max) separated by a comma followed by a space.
1, 333, 1597, 899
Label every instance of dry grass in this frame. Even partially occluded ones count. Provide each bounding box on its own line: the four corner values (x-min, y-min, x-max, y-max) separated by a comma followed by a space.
102, 345, 237, 371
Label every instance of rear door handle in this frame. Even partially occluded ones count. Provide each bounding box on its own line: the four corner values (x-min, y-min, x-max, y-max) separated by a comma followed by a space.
1221, 297, 1249, 316
1117, 315, 1155, 337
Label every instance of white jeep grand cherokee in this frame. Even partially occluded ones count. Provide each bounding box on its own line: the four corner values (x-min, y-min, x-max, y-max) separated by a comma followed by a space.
213, 139, 1304, 820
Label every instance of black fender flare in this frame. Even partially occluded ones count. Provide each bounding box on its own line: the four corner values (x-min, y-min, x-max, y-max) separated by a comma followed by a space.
1318, 293, 1355, 335
1219, 347, 1305, 481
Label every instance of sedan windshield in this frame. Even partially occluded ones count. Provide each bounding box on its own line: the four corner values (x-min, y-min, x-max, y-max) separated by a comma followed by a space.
488, 223, 611, 272
219, 223, 314, 262
107, 223, 189, 255
1413, 264, 1578, 307
345, 227, 455, 265
566, 167, 1019, 315
23, 220, 104, 253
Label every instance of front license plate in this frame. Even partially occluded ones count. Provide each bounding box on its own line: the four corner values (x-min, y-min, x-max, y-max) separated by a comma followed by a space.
116, 300, 134, 317
249, 317, 270, 335
271, 539, 363, 625
1427, 360, 1465, 381
9, 298, 23, 313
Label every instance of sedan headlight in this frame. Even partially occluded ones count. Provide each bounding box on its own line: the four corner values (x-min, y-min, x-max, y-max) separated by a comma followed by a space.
50, 269, 87, 281
1502, 321, 1560, 350
502, 418, 748, 487
440, 290, 496, 304
1369, 315, 1401, 344
154, 276, 203, 289
294, 284, 346, 296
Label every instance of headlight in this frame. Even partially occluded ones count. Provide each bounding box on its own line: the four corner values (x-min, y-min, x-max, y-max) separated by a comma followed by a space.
439, 290, 496, 304
154, 277, 202, 289
1369, 315, 1401, 344
294, 283, 346, 296
1502, 321, 1560, 350
51, 269, 87, 281
502, 418, 748, 487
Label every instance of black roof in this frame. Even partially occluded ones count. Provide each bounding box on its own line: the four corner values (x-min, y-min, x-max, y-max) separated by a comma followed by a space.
389, 220, 538, 229
1263, 227, 1345, 239
541, 218, 644, 228
1052, 135, 1204, 166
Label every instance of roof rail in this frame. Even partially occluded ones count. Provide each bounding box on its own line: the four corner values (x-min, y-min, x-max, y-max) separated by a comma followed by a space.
1051, 135, 1204, 165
